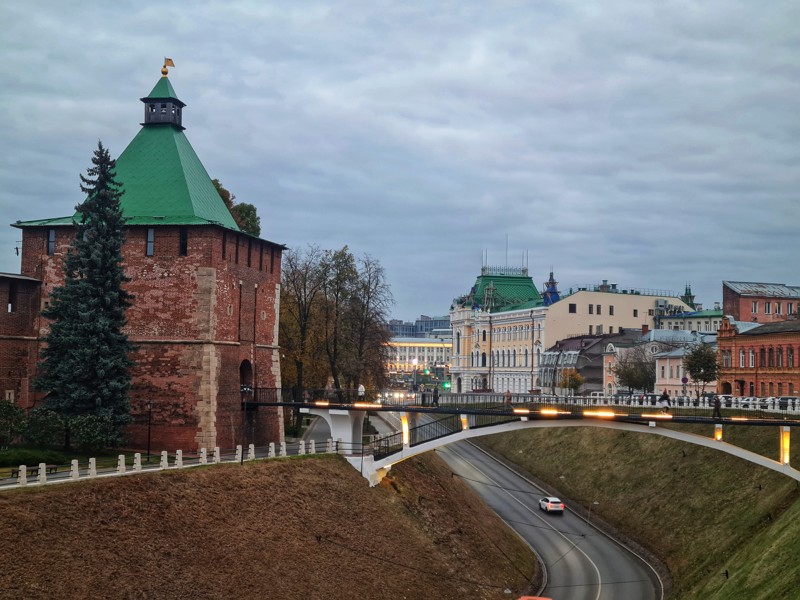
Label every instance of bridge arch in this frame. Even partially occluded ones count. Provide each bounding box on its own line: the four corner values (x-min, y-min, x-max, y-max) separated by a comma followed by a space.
364, 419, 800, 486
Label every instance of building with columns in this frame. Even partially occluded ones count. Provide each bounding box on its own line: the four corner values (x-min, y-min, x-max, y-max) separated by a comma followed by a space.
0, 65, 284, 451
449, 266, 548, 394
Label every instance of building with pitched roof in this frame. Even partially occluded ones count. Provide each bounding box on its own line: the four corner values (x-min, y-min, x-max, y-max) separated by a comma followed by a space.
0, 64, 284, 452
449, 265, 546, 393
717, 316, 800, 398
722, 281, 800, 324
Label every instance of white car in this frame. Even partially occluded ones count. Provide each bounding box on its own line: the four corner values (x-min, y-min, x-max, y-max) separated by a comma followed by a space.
538, 496, 565, 514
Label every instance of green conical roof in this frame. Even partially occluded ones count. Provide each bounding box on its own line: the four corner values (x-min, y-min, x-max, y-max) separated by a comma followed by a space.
110, 125, 241, 229
145, 76, 179, 100
15, 75, 241, 232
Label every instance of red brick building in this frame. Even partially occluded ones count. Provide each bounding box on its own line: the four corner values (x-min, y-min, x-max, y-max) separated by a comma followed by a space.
722, 281, 800, 324
0, 67, 284, 451
717, 316, 800, 398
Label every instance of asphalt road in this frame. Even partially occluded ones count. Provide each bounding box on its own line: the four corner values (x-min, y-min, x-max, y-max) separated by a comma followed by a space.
435, 441, 662, 600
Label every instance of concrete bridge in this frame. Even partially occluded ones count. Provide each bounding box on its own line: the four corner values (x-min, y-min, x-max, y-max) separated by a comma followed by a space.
275, 393, 800, 485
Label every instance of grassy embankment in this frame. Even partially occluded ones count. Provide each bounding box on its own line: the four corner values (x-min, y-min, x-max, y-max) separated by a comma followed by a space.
0, 452, 536, 600
480, 422, 800, 600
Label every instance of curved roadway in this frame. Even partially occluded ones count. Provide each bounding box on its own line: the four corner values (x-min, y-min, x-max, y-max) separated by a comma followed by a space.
435, 441, 661, 600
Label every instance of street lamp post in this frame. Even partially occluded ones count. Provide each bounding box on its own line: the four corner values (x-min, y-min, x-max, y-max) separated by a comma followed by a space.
146, 399, 153, 463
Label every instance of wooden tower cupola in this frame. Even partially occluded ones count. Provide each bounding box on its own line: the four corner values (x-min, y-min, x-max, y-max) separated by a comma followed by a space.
140, 59, 185, 130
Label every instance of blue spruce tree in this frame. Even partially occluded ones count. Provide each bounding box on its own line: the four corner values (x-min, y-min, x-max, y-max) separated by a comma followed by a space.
37, 141, 134, 448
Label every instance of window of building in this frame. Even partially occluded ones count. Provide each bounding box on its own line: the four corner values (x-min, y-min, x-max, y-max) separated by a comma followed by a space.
776, 303, 782, 315
768, 347, 775, 367
588, 325, 593, 334
7, 281, 17, 313
588, 304, 593, 314
569, 303, 576, 313
633, 309, 639, 318
759, 348, 766, 367
596, 304, 601, 315
47, 229, 56, 256
648, 309, 654, 316
146, 228, 155, 256
609, 326, 614, 334
769, 382, 774, 395
788, 347, 795, 367
179, 227, 188, 256
789, 303, 795, 315
765, 301, 772, 314
609, 305, 614, 316
661, 366, 665, 378
751, 301, 758, 314
749, 349, 755, 368
778, 382, 783, 395
740, 350, 745, 368
760, 382, 766, 396
482, 330, 486, 342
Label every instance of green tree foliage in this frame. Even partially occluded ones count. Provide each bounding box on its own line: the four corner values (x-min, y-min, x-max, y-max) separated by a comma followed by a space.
280, 245, 393, 401
36, 141, 134, 447
22, 408, 65, 448
614, 344, 657, 393
683, 344, 719, 398
559, 368, 585, 395
212, 178, 261, 236
0, 400, 25, 449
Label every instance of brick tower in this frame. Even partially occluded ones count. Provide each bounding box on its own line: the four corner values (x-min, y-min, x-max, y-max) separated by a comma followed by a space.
1, 64, 284, 452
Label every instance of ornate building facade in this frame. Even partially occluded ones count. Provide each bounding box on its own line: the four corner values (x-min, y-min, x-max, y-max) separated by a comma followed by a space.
717, 316, 800, 398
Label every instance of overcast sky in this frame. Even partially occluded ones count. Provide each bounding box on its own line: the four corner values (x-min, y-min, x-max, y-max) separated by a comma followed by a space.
2, 1, 798, 320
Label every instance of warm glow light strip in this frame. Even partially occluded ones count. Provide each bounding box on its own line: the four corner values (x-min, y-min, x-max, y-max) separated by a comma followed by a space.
714, 424, 723, 441
314, 401, 329, 407
513, 408, 530, 415
401, 415, 410, 445
460, 415, 469, 431
641, 413, 673, 419
540, 409, 559, 416
583, 410, 616, 418
353, 402, 375, 409
781, 426, 790, 465
730, 417, 749, 422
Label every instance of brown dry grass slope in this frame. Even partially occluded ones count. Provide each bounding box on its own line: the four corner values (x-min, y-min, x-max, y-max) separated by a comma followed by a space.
0, 453, 536, 600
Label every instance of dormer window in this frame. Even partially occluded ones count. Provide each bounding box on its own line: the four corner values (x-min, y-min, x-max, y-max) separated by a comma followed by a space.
160, 103, 167, 114
149, 104, 156, 113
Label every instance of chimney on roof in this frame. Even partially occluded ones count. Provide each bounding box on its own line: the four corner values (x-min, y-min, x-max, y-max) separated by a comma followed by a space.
642, 324, 649, 335
599, 279, 610, 292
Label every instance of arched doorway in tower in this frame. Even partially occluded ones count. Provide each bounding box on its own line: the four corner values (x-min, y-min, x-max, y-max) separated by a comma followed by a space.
240, 360, 255, 445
